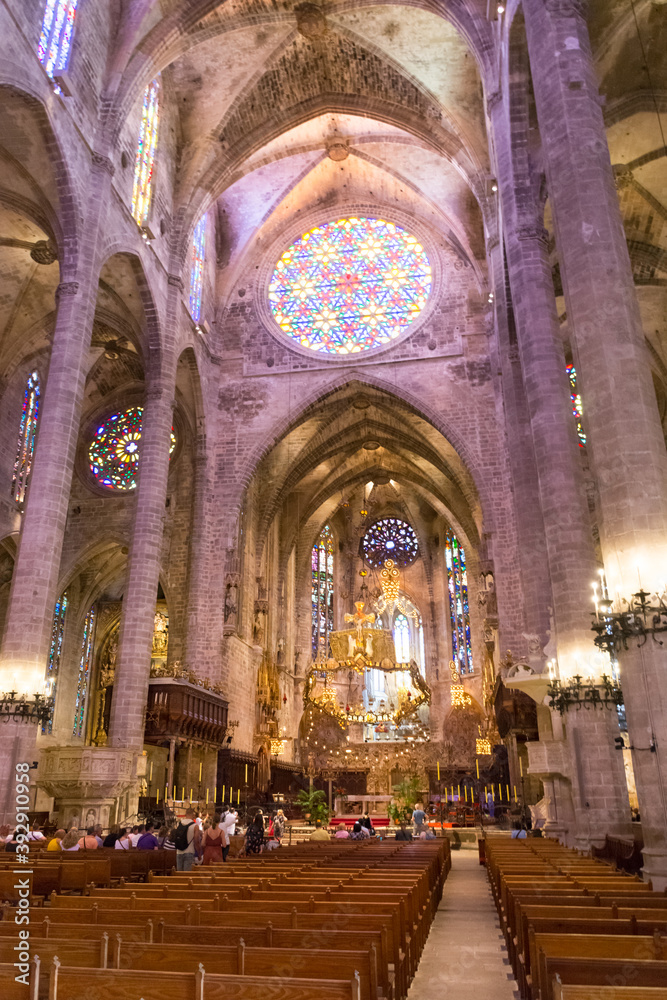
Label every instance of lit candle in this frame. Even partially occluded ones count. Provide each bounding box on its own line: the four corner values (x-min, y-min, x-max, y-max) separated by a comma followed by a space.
156, 788, 159, 805
476, 759, 480, 779
519, 757, 523, 778
181, 787, 185, 801
199, 762, 203, 782
484, 786, 488, 800
464, 785, 468, 803
498, 785, 502, 802
214, 788, 217, 803
222, 786, 225, 803
245, 764, 248, 783
513, 785, 517, 803
165, 784, 168, 802
458, 785, 461, 799
149, 761, 153, 782
506, 785, 510, 801
237, 788, 240, 805
450, 785, 454, 801
173, 785, 176, 801
437, 761, 440, 781
190, 788, 193, 802
206, 788, 209, 804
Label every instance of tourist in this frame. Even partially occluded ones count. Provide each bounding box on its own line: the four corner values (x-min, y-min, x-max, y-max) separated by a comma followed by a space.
220, 807, 238, 861
348, 821, 366, 841
114, 827, 133, 850
361, 813, 375, 836
334, 822, 349, 839
510, 821, 527, 840
137, 822, 160, 850
395, 822, 412, 841
4, 831, 20, 852
61, 830, 80, 852
28, 822, 46, 841
47, 829, 66, 850
412, 801, 426, 836
93, 824, 104, 847
201, 816, 224, 864
244, 813, 265, 855
155, 825, 169, 847
174, 808, 201, 871
419, 824, 436, 840
78, 826, 99, 849
129, 824, 142, 847
163, 827, 177, 851
103, 824, 121, 847
266, 813, 275, 838
0, 825, 11, 844
310, 820, 330, 841
273, 809, 286, 840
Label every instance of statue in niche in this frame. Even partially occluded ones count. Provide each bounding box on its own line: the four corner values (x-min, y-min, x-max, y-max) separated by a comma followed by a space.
276, 638, 285, 668
253, 610, 265, 647
224, 582, 238, 623
152, 612, 169, 657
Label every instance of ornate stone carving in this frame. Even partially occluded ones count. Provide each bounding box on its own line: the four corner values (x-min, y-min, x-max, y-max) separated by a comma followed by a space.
38, 746, 138, 827
296, 2, 327, 38
30, 240, 58, 265
486, 90, 502, 115
327, 140, 349, 162
56, 281, 79, 298
515, 225, 549, 247
91, 151, 115, 176
167, 273, 184, 290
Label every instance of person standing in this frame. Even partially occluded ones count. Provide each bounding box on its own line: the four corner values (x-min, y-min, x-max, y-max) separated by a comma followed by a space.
412, 801, 426, 836
273, 809, 286, 840
244, 813, 265, 855
201, 817, 224, 864
174, 808, 200, 871
220, 808, 237, 861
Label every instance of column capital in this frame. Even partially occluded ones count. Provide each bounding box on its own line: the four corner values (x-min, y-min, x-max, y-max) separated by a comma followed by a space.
56, 280, 79, 299
514, 225, 550, 248
544, 0, 588, 19
91, 151, 115, 177
167, 273, 184, 291
486, 90, 503, 116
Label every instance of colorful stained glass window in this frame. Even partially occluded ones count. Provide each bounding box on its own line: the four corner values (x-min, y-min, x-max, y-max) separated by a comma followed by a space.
312, 525, 334, 659
131, 78, 160, 225
73, 604, 95, 738
269, 217, 432, 355
43, 591, 68, 734
189, 215, 206, 322
363, 518, 418, 569
566, 363, 586, 447
38, 0, 78, 79
12, 371, 40, 504
393, 613, 410, 663
88, 405, 176, 491
445, 529, 473, 674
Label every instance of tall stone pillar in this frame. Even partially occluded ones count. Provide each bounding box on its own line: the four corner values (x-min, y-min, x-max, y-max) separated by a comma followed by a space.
523, 0, 667, 883
0, 156, 114, 821
107, 377, 176, 752
491, 84, 631, 846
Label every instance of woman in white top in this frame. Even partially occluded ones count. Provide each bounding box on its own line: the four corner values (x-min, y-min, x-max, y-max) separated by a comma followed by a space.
114, 828, 133, 850
60, 830, 80, 851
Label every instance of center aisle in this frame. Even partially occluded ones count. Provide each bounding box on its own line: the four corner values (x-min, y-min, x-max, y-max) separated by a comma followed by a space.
408, 848, 518, 999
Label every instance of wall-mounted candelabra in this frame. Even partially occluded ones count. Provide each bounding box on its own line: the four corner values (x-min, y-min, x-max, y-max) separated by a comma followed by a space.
0, 690, 54, 726
591, 571, 667, 656
547, 674, 624, 716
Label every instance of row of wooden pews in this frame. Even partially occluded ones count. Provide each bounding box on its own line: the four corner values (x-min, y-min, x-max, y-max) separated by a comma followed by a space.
486, 838, 667, 1000
0, 838, 450, 1000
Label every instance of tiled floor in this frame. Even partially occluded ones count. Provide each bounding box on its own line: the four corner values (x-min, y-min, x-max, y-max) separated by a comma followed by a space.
408, 849, 518, 999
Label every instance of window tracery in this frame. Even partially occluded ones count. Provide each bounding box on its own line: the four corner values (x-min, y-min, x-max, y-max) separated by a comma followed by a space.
12, 371, 40, 504
38, 0, 78, 79
393, 612, 410, 663
88, 405, 176, 492
445, 529, 473, 674
363, 518, 418, 569
43, 591, 68, 735
312, 525, 334, 659
73, 604, 95, 738
269, 217, 432, 355
566, 363, 586, 447
189, 215, 206, 322
132, 78, 160, 225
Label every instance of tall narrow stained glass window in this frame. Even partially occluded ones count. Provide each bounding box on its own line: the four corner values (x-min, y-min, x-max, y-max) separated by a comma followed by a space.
38, 0, 78, 80
43, 591, 68, 735
566, 363, 586, 447
12, 371, 40, 504
73, 605, 95, 738
189, 215, 206, 322
445, 529, 473, 674
131, 78, 160, 225
393, 613, 410, 664
312, 525, 334, 659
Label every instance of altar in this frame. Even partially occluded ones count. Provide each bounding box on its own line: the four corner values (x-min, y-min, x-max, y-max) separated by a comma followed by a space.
333, 793, 393, 817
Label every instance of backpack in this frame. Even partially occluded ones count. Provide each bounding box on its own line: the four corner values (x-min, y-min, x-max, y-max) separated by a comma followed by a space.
173, 821, 192, 851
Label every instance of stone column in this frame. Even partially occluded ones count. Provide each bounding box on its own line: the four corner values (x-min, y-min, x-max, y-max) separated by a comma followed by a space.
107, 378, 176, 752
490, 85, 630, 846
0, 156, 114, 821
523, 0, 667, 883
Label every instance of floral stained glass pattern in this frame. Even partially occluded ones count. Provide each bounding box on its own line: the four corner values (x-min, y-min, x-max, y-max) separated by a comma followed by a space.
269, 217, 432, 355
446, 529, 473, 674
312, 525, 334, 659
132, 78, 160, 225
89, 406, 176, 491
73, 604, 95, 738
43, 592, 68, 735
189, 215, 206, 322
38, 0, 78, 79
566, 363, 586, 447
363, 518, 419, 569
12, 371, 40, 504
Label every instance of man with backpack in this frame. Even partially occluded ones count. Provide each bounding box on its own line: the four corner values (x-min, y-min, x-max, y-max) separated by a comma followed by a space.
174, 808, 201, 871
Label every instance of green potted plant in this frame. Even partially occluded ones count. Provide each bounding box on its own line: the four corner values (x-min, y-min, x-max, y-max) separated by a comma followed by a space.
295, 788, 329, 825
388, 776, 423, 824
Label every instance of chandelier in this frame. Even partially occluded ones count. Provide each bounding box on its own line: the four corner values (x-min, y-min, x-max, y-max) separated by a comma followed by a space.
591, 585, 667, 655
304, 600, 430, 730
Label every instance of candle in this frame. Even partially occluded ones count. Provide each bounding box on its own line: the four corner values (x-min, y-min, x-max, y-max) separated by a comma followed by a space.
464, 785, 468, 803
476, 759, 480, 779
165, 784, 168, 802
450, 785, 454, 801
199, 762, 203, 782
173, 785, 176, 801
156, 788, 159, 804
458, 785, 461, 800
222, 786, 225, 803
245, 764, 248, 783
181, 787, 185, 801
513, 785, 517, 803
437, 761, 440, 781
214, 788, 217, 803
506, 784, 510, 801
237, 788, 240, 805
190, 788, 193, 802
519, 757, 523, 778
206, 788, 209, 804
149, 761, 153, 782
484, 786, 488, 800
498, 785, 501, 802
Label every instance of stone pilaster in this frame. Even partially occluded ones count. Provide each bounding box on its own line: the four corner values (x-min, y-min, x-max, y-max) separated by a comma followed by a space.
524, 0, 667, 883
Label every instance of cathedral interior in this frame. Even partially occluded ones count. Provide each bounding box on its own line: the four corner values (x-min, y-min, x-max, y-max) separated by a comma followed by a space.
1, 0, 667, 891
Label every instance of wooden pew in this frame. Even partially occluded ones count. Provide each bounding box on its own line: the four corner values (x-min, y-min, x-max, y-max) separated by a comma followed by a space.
48, 959, 363, 1000
0, 957, 39, 1000
554, 986, 667, 1000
